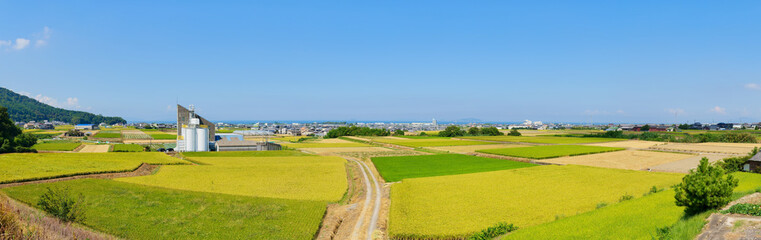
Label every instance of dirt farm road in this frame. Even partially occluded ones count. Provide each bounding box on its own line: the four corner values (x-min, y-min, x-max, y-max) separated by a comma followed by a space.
345, 156, 382, 240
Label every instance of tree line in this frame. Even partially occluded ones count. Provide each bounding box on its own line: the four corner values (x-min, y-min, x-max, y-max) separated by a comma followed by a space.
0, 87, 126, 124
0, 107, 37, 153
326, 126, 390, 138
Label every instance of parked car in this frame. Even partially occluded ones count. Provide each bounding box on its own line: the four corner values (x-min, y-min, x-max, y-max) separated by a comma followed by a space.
166, 148, 174, 152
157, 148, 166, 152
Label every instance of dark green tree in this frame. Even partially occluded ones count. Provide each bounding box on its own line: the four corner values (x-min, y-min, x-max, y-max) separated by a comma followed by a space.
508, 129, 521, 136
394, 129, 405, 136
438, 126, 465, 137
674, 158, 738, 212
640, 124, 651, 132
467, 127, 480, 136
480, 127, 503, 136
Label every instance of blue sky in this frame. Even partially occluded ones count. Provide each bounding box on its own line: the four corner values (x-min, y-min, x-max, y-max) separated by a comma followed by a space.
2, 1, 760, 123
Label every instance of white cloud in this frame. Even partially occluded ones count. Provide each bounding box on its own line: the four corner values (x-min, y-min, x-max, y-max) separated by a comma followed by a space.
745, 83, 761, 90
13, 38, 30, 50
35, 26, 51, 47
1, 27, 51, 51
18, 91, 86, 110
710, 106, 726, 114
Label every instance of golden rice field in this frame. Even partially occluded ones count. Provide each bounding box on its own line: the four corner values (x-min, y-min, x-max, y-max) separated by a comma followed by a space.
649, 142, 761, 154
389, 165, 683, 238
538, 150, 694, 170
0, 153, 188, 183
280, 138, 371, 148
116, 156, 347, 201
426, 144, 525, 154
371, 137, 498, 147
302, 147, 393, 154
583, 140, 664, 149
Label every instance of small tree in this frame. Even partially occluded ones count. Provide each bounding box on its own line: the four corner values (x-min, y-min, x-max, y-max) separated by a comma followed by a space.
640, 124, 651, 132
467, 127, 480, 136
508, 129, 521, 136
394, 129, 405, 136
439, 126, 465, 137
480, 127, 503, 136
674, 158, 738, 212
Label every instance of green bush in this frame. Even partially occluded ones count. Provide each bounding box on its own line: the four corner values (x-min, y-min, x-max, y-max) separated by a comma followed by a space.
480, 127, 503, 136
467, 222, 518, 240
508, 129, 521, 136
674, 158, 738, 212
438, 126, 465, 137
619, 194, 634, 202
721, 203, 761, 216
717, 147, 759, 173
37, 187, 85, 222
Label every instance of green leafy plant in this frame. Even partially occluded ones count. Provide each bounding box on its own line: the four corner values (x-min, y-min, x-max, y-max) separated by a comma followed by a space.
37, 187, 86, 222
674, 158, 738, 212
619, 194, 634, 202
508, 129, 522, 136
722, 203, 761, 216
467, 222, 518, 240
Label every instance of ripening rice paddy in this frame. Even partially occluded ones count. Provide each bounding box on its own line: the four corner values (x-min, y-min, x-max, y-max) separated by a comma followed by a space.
372, 154, 536, 182
0, 152, 188, 183
116, 156, 348, 201
389, 165, 683, 238
2, 179, 327, 240
476, 145, 624, 159
181, 150, 309, 158
461, 136, 626, 144
425, 144, 524, 154
280, 138, 371, 148
507, 172, 761, 240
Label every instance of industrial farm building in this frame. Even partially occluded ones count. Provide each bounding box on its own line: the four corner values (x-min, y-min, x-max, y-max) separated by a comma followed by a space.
176, 104, 280, 152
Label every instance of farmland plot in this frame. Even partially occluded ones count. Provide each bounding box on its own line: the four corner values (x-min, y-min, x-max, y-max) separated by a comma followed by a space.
461, 136, 626, 144
117, 156, 347, 201
112, 144, 145, 152
281, 138, 370, 148
372, 154, 536, 182
2, 179, 327, 240
426, 144, 523, 154
181, 150, 309, 158
477, 145, 624, 159
538, 150, 693, 170
31, 141, 81, 151
0, 153, 188, 183
389, 165, 683, 238
508, 172, 761, 240
371, 136, 498, 147
649, 142, 761, 154
121, 130, 151, 140
583, 140, 663, 149
93, 130, 121, 139
302, 147, 393, 154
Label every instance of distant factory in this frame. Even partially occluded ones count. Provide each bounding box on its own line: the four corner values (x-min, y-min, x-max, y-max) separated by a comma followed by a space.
176, 104, 280, 152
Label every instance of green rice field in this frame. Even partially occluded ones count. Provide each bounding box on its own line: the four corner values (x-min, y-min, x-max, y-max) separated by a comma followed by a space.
0, 152, 188, 183
2, 179, 327, 240
371, 137, 498, 147
31, 141, 82, 151
372, 154, 536, 182
93, 131, 121, 138
112, 144, 144, 152
389, 165, 683, 238
476, 145, 625, 159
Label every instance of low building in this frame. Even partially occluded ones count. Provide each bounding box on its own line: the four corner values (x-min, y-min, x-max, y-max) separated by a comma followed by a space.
215, 140, 281, 151
74, 124, 98, 130
744, 152, 761, 172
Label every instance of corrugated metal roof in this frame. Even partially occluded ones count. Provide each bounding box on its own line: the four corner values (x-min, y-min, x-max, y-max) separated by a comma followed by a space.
750, 152, 761, 162
215, 140, 263, 147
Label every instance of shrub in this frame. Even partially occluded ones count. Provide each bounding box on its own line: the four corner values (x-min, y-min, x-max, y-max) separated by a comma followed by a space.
721, 203, 761, 216
508, 129, 521, 136
438, 126, 465, 137
394, 129, 405, 136
480, 127, 503, 136
37, 187, 85, 222
596, 202, 608, 209
674, 158, 738, 212
619, 194, 634, 202
718, 147, 759, 173
467, 127, 481, 136
467, 222, 518, 240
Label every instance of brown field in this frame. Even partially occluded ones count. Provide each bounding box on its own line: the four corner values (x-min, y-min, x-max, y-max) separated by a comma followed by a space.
302, 147, 393, 154
77, 145, 111, 153
538, 150, 694, 170
649, 142, 761, 154
584, 140, 664, 149
426, 144, 524, 154
649, 153, 734, 173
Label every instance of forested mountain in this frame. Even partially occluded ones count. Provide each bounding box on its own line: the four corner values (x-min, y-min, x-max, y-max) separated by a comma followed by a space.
0, 87, 126, 124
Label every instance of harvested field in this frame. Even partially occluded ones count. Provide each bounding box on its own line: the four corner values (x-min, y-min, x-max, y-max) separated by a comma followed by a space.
538, 150, 693, 170
649, 142, 761, 154
426, 144, 524, 154
389, 165, 683, 238
584, 140, 664, 149
121, 130, 151, 140
648, 153, 733, 173
477, 145, 625, 159
117, 156, 348, 201
371, 137, 497, 148
78, 144, 111, 153
302, 147, 393, 154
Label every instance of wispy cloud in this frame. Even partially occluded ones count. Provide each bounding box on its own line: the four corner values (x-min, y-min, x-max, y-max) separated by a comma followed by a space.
709, 106, 726, 114
745, 83, 761, 90
18, 91, 87, 110
1, 27, 51, 51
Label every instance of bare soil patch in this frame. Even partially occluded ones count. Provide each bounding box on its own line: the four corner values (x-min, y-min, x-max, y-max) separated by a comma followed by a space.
77, 144, 111, 153
648, 153, 732, 173
584, 140, 663, 149
650, 143, 760, 154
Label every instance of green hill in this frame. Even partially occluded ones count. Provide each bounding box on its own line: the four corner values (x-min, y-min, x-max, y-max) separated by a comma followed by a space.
0, 87, 126, 124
